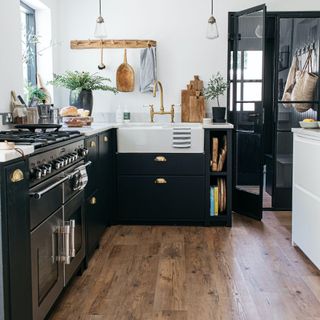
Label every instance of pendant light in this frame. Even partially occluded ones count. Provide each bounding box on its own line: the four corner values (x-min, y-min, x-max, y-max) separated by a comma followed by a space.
94, 0, 107, 39
206, 0, 219, 39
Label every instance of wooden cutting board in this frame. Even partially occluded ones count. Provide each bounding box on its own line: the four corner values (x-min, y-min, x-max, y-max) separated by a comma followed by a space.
116, 49, 135, 92
181, 85, 191, 122
181, 76, 205, 123
189, 91, 205, 122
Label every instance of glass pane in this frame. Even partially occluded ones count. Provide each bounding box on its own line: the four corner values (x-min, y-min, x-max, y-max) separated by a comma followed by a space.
243, 51, 263, 80
243, 103, 255, 111
235, 131, 261, 194
243, 83, 262, 101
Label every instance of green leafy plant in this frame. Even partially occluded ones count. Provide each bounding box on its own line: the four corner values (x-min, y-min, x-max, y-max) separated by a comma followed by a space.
204, 73, 228, 107
26, 83, 47, 103
49, 71, 118, 93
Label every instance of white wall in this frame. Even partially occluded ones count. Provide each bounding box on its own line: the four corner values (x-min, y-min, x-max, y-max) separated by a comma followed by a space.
1, 0, 320, 117
54, 0, 320, 118
0, 0, 24, 113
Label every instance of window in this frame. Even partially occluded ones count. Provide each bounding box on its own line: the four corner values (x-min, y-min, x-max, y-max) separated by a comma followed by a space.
20, 2, 37, 86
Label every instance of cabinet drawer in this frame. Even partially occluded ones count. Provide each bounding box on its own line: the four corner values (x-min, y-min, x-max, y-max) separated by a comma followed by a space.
117, 153, 205, 175
117, 175, 205, 222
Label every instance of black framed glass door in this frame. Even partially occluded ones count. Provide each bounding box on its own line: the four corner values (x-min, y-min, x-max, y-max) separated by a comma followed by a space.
230, 5, 266, 220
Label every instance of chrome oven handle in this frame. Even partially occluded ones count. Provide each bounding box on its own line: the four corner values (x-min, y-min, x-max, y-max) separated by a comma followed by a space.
66, 161, 92, 179
29, 176, 69, 200
51, 231, 56, 264
69, 220, 76, 258
63, 224, 71, 265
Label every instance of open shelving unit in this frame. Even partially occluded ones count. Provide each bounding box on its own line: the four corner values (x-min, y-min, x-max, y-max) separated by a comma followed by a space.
204, 128, 233, 227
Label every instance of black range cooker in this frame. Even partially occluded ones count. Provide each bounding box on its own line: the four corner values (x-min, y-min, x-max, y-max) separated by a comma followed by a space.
0, 126, 90, 320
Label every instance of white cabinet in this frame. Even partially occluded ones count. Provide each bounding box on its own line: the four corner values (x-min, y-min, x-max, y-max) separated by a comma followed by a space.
292, 131, 320, 269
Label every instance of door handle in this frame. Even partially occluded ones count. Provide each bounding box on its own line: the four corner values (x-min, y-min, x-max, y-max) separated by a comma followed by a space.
90, 196, 97, 205
248, 113, 260, 118
154, 178, 167, 184
154, 156, 167, 162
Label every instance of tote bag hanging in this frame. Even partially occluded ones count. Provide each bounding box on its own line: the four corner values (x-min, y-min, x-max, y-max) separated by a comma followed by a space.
291, 50, 319, 113
281, 55, 298, 108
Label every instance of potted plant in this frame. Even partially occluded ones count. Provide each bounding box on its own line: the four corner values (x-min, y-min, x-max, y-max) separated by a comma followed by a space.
26, 84, 48, 105
204, 72, 228, 123
49, 71, 117, 115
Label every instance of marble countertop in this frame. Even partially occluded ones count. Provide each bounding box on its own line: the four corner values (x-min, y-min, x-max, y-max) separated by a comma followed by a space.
0, 145, 34, 163
292, 128, 320, 139
64, 122, 234, 136
0, 122, 234, 163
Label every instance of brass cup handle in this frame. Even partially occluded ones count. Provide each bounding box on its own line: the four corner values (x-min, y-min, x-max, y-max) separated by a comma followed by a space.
90, 196, 97, 205
10, 169, 24, 183
154, 178, 167, 184
154, 156, 167, 162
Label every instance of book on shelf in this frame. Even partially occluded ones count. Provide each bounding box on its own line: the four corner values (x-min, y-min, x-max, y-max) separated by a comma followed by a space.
211, 135, 227, 172
210, 178, 227, 217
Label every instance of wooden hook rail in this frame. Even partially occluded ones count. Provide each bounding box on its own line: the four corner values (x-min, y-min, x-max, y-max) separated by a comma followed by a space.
70, 39, 157, 50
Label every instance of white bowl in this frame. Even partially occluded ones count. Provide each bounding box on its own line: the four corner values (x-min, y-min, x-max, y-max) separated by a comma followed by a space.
299, 121, 318, 129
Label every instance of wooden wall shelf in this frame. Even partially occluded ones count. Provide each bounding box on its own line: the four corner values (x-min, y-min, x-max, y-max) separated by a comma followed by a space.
70, 39, 157, 50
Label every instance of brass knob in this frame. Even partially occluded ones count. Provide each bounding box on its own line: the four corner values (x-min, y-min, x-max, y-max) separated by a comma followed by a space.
154, 156, 167, 162
90, 141, 96, 148
90, 197, 97, 205
154, 178, 167, 184
10, 169, 24, 183
103, 136, 109, 143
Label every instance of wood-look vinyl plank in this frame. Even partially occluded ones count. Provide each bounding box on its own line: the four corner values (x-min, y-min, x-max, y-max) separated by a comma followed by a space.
50, 212, 320, 320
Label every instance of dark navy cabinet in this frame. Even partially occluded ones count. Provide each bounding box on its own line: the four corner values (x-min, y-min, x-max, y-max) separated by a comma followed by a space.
116, 153, 206, 225
1, 160, 32, 320
85, 129, 115, 261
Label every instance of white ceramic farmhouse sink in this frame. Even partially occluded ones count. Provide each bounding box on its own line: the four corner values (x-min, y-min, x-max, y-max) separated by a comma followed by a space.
117, 123, 204, 153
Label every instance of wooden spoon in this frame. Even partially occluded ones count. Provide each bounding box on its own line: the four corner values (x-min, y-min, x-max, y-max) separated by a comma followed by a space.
116, 48, 135, 92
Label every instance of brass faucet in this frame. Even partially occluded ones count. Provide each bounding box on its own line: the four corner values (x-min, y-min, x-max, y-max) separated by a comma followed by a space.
149, 80, 174, 123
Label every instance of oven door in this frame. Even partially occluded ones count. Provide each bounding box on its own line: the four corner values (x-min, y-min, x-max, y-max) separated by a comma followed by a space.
63, 190, 86, 285
31, 208, 64, 320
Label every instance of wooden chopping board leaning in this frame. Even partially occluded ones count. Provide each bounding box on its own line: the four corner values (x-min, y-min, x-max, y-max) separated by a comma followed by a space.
116, 48, 135, 92
181, 75, 205, 122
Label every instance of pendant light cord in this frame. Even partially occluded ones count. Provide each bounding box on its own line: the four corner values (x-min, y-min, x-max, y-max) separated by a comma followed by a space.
211, 0, 213, 16
99, 0, 102, 17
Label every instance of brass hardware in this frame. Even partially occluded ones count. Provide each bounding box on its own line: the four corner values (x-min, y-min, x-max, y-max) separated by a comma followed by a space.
150, 80, 175, 123
154, 178, 167, 184
103, 136, 109, 142
90, 141, 96, 148
154, 156, 167, 162
10, 169, 24, 183
90, 197, 97, 205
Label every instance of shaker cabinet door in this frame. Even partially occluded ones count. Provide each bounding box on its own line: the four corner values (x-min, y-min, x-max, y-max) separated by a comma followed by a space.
117, 175, 205, 223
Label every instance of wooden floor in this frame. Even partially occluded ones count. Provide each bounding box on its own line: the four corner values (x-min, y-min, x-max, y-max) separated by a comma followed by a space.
50, 212, 320, 320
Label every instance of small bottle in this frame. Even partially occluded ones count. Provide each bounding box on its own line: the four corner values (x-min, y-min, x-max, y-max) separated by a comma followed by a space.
116, 105, 123, 123
123, 106, 131, 123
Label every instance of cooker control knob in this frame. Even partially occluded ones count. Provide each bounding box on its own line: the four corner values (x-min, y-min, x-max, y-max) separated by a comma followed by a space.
79, 148, 88, 157
44, 164, 52, 174
57, 158, 65, 168
53, 160, 61, 170
34, 168, 42, 180
40, 166, 47, 177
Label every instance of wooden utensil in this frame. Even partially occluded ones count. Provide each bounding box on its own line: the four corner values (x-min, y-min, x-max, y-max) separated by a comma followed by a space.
116, 48, 135, 92
189, 91, 205, 122
181, 85, 191, 122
